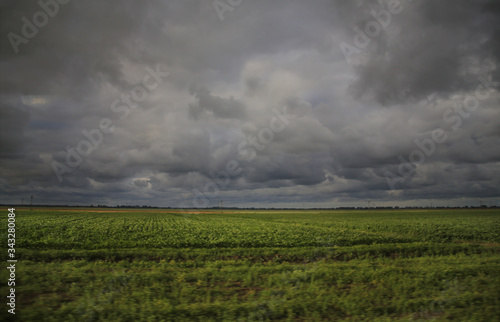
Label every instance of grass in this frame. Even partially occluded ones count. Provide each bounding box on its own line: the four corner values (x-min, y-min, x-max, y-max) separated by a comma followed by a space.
1, 208, 499, 321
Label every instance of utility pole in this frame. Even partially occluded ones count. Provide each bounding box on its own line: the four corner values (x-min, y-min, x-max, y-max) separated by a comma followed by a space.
30, 195, 33, 210
21, 197, 24, 206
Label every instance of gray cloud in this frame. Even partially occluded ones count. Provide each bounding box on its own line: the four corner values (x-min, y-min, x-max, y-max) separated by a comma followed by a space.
347, 0, 500, 105
188, 85, 246, 119
0, 0, 499, 207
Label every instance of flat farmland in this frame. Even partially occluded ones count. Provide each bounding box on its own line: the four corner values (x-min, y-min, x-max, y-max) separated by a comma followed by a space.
1, 208, 499, 321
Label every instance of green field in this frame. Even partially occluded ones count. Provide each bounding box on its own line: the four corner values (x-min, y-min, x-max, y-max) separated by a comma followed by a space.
1, 208, 499, 321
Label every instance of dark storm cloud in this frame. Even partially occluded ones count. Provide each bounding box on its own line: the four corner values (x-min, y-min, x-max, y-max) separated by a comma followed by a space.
0, 0, 499, 207
188, 85, 246, 119
0, 101, 30, 158
346, 0, 500, 105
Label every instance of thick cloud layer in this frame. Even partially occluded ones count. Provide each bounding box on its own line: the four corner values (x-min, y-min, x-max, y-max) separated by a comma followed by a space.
1, 0, 499, 207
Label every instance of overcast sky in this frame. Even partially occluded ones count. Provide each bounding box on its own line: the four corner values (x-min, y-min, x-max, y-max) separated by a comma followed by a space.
1, 0, 499, 207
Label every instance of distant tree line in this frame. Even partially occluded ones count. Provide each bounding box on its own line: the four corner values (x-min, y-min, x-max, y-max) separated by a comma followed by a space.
1, 204, 497, 210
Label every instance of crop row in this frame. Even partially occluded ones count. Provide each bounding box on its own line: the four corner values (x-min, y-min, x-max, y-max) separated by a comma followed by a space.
3, 209, 498, 250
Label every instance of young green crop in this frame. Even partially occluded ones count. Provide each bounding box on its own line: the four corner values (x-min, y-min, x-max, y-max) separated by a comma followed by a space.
1, 208, 498, 321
